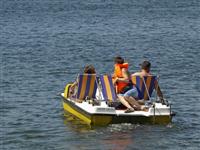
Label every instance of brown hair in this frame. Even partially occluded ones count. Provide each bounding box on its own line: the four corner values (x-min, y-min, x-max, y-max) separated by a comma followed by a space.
83, 65, 96, 74
140, 60, 151, 73
114, 56, 124, 64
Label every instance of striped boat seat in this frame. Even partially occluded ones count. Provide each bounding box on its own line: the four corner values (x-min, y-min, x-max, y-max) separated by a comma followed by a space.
99, 75, 118, 102
131, 76, 157, 100
76, 74, 97, 100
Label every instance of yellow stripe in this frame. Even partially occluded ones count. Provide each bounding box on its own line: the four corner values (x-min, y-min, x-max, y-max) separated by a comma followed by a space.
104, 76, 113, 101
79, 75, 88, 100
88, 75, 95, 97
144, 76, 152, 100
131, 76, 136, 85
64, 84, 72, 98
140, 76, 143, 91
63, 102, 91, 124
63, 101, 113, 125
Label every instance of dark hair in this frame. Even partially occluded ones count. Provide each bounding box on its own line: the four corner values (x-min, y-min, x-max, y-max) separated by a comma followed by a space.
114, 56, 124, 64
83, 65, 96, 74
140, 60, 151, 72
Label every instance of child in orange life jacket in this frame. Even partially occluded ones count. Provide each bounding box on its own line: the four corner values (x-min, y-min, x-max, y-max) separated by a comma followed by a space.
112, 56, 140, 113
112, 56, 130, 93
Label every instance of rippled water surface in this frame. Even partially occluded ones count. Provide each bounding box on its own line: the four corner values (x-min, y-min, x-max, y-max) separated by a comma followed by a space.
1, 0, 200, 149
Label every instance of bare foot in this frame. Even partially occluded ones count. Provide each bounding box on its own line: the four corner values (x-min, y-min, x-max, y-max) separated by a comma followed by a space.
75, 99, 83, 103
141, 106, 149, 112
124, 107, 135, 113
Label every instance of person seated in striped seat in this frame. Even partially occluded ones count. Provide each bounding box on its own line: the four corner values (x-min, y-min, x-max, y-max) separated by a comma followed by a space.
126, 60, 164, 107
69, 65, 97, 102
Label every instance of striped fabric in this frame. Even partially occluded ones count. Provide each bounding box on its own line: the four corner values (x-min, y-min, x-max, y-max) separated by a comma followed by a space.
99, 75, 117, 102
131, 76, 157, 100
76, 74, 97, 100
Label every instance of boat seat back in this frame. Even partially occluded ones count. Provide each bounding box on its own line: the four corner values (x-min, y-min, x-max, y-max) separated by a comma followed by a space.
99, 75, 118, 102
64, 83, 73, 98
131, 75, 157, 100
76, 74, 97, 100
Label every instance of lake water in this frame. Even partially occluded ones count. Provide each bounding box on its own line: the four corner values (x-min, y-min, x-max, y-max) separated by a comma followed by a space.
1, 0, 200, 149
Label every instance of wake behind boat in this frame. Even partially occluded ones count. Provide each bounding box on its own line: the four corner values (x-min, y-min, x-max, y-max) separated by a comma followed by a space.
61, 74, 174, 126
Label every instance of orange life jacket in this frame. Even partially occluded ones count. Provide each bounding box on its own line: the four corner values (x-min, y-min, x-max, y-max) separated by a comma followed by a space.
113, 63, 129, 93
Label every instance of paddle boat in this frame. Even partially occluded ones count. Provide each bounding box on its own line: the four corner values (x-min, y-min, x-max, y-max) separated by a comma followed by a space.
61, 74, 174, 126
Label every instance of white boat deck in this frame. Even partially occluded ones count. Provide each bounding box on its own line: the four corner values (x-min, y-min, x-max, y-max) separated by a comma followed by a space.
61, 93, 171, 117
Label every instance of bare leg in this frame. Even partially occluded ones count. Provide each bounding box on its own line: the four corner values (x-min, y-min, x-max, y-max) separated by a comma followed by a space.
124, 96, 145, 110
118, 95, 133, 109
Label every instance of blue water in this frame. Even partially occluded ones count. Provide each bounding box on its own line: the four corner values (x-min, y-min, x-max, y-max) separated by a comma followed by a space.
1, 0, 200, 149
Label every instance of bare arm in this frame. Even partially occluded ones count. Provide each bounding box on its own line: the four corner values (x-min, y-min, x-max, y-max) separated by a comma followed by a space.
69, 78, 78, 93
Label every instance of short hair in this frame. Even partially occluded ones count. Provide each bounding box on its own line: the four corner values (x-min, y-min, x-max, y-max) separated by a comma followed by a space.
114, 56, 124, 64
83, 65, 96, 74
140, 60, 151, 72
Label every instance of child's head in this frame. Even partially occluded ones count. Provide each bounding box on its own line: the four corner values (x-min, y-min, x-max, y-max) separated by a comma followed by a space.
114, 56, 124, 64
83, 65, 96, 74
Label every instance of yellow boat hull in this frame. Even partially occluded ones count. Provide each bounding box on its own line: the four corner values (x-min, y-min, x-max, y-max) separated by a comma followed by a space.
62, 98, 172, 126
